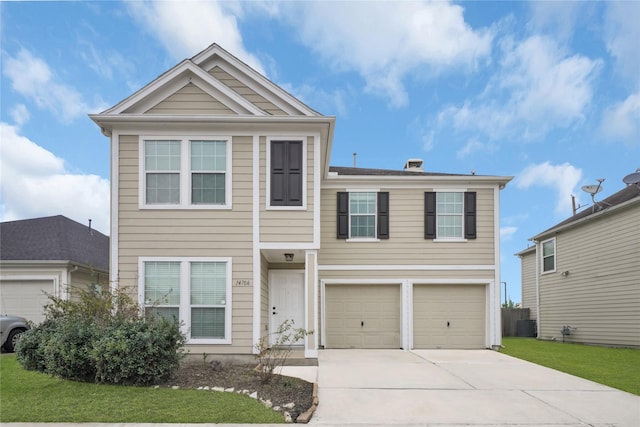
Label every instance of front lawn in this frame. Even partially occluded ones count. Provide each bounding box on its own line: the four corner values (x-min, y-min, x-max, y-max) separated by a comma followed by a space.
0, 355, 283, 423
500, 337, 640, 395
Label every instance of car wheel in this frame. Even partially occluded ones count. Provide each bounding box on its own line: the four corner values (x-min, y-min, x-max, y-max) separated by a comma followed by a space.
5, 328, 26, 353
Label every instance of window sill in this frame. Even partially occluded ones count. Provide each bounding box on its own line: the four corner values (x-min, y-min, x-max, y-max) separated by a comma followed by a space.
433, 238, 468, 243
140, 204, 232, 210
266, 205, 307, 211
187, 338, 232, 345
346, 238, 380, 243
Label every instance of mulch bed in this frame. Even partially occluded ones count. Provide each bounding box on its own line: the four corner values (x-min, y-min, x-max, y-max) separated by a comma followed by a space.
159, 360, 314, 422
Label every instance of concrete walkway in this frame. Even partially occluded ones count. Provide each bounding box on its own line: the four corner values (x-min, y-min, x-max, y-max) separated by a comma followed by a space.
310, 349, 640, 426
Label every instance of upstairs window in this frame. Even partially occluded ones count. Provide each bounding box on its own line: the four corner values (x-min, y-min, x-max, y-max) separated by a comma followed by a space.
425, 191, 476, 240
141, 137, 231, 208
541, 238, 556, 273
337, 191, 389, 240
269, 139, 304, 207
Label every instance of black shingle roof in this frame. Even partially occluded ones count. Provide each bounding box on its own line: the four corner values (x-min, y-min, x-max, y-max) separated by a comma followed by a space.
535, 184, 640, 238
329, 166, 467, 177
0, 215, 109, 271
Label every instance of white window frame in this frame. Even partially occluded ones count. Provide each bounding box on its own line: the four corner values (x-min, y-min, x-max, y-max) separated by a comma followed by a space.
541, 238, 556, 274
139, 136, 232, 209
434, 190, 467, 242
347, 190, 379, 242
266, 136, 307, 210
139, 257, 233, 345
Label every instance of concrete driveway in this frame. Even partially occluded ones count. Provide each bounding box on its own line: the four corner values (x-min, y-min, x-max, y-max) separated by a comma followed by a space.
311, 349, 640, 426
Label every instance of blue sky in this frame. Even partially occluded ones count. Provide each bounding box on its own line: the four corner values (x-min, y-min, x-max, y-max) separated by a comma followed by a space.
1, 1, 639, 303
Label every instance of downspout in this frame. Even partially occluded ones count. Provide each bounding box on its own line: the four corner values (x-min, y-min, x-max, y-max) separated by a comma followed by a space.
534, 240, 541, 338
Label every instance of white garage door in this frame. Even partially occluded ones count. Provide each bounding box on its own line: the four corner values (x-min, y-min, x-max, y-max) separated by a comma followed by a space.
0, 280, 54, 324
325, 284, 401, 349
413, 284, 486, 349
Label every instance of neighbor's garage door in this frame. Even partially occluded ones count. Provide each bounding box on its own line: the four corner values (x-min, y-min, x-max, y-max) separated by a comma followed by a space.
0, 280, 54, 324
413, 284, 485, 349
325, 284, 401, 349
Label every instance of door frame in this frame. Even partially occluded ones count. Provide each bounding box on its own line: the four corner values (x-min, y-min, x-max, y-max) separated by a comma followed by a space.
268, 269, 305, 345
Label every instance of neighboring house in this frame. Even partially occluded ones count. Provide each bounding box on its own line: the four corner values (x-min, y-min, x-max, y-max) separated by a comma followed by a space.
0, 215, 109, 324
90, 43, 512, 358
516, 184, 640, 348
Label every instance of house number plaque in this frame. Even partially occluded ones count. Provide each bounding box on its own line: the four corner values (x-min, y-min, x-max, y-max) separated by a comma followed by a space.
234, 279, 251, 287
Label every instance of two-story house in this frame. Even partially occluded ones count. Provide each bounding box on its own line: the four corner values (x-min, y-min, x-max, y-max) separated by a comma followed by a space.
91, 44, 512, 359
516, 183, 640, 348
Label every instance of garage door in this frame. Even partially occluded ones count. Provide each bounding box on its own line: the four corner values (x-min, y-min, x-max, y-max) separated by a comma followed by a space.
325, 284, 400, 349
413, 284, 485, 349
0, 280, 54, 324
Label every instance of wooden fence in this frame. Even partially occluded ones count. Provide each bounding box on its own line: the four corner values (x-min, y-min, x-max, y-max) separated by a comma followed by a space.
501, 308, 533, 337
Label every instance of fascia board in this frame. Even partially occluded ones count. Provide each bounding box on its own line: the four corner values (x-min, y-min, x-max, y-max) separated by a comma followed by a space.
323, 174, 513, 187
530, 196, 640, 242
102, 61, 264, 116
205, 57, 318, 117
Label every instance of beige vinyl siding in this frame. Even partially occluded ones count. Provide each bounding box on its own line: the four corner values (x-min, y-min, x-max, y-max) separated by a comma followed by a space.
537, 204, 640, 347
210, 66, 287, 116
320, 269, 495, 281
520, 250, 537, 321
319, 187, 496, 266
146, 84, 235, 115
259, 136, 315, 243
117, 134, 255, 353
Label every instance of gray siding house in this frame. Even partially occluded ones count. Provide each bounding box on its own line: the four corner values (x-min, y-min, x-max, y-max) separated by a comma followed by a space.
0, 215, 110, 323
517, 184, 640, 348
91, 44, 512, 358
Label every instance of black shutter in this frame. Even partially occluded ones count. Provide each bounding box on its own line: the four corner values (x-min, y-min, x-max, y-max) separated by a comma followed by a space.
424, 192, 436, 239
377, 192, 389, 239
286, 141, 303, 205
270, 141, 286, 205
337, 192, 349, 239
464, 191, 477, 239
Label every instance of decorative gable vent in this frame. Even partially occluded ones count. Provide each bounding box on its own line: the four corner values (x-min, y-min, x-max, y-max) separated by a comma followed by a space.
403, 159, 424, 172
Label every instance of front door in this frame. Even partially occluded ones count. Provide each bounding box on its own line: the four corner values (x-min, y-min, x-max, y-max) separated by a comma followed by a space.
269, 270, 305, 345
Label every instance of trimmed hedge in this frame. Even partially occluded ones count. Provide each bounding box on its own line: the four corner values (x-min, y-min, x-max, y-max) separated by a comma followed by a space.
15, 286, 185, 386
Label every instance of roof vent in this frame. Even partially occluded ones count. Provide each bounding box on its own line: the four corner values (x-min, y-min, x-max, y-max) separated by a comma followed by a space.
403, 159, 424, 172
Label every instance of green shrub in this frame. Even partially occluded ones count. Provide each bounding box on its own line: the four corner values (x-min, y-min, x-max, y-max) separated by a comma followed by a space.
15, 320, 58, 372
93, 316, 185, 386
14, 285, 186, 386
42, 317, 98, 382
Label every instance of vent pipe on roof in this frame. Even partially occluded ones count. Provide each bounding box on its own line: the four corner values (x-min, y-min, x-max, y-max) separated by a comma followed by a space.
403, 159, 424, 172
353, 152, 357, 168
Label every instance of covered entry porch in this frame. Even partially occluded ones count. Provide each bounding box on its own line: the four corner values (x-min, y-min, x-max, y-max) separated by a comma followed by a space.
255, 249, 319, 358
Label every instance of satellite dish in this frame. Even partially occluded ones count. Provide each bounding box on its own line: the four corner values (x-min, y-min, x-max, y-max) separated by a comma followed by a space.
622, 172, 640, 185
581, 185, 602, 196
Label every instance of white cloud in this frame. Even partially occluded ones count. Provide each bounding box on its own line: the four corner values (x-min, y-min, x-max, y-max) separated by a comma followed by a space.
516, 161, 583, 216
456, 138, 497, 159
279, 1, 493, 108
10, 104, 30, 127
527, 1, 582, 42
0, 123, 110, 235
126, 0, 265, 74
604, 2, 640, 86
600, 92, 640, 146
500, 226, 517, 241
437, 35, 602, 141
2, 49, 107, 122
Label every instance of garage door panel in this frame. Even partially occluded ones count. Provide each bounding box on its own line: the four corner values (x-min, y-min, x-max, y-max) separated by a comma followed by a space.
0, 280, 54, 324
326, 284, 401, 349
413, 284, 485, 349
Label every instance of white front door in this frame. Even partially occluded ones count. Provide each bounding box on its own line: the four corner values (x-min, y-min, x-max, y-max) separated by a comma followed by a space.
269, 270, 305, 345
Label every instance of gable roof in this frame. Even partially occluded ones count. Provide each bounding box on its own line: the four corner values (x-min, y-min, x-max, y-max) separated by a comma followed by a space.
0, 215, 109, 271
92, 43, 322, 120
531, 184, 640, 241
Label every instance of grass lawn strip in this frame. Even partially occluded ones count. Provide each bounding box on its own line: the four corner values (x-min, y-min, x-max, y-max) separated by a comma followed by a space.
0, 355, 284, 423
500, 337, 640, 396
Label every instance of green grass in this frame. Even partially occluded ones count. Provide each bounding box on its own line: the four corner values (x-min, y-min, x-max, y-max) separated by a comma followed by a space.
0, 355, 283, 423
500, 337, 640, 395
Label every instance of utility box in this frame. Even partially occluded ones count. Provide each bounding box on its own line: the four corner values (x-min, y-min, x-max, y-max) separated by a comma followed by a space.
516, 319, 537, 337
